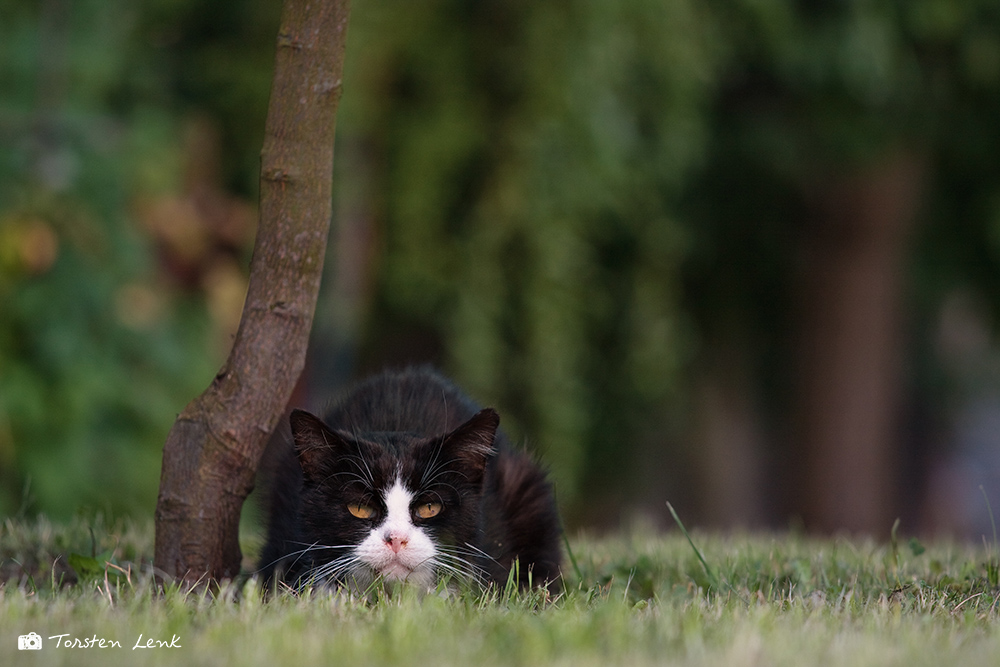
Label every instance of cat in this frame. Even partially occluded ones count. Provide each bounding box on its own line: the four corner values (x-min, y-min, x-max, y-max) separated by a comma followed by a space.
257, 366, 562, 593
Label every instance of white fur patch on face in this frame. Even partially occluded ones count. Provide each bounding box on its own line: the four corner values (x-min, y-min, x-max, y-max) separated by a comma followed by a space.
354, 478, 437, 588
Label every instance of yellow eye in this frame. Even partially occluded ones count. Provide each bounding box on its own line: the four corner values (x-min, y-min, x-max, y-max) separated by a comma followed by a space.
347, 503, 374, 519
415, 502, 442, 519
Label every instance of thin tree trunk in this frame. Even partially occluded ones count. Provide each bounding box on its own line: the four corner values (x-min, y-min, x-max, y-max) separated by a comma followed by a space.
154, 0, 351, 584
694, 344, 765, 529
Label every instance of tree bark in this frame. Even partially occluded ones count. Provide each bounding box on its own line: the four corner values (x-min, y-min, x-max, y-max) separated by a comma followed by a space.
154, 0, 351, 584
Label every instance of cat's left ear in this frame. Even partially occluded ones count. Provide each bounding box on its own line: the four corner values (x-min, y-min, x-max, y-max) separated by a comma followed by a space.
441, 408, 499, 473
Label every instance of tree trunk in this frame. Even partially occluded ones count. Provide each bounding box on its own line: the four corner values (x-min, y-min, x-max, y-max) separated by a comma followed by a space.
793, 152, 924, 534
154, 0, 352, 585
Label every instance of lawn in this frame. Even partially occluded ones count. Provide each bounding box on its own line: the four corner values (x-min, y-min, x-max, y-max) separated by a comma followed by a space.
2, 514, 999, 666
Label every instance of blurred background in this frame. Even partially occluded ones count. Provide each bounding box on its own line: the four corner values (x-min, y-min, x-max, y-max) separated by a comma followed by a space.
3, 0, 1000, 539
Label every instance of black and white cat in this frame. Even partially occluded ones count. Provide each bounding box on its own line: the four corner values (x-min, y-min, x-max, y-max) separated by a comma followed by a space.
257, 367, 562, 593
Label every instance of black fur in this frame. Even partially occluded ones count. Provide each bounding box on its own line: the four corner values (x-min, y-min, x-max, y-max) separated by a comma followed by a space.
257, 367, 562, 591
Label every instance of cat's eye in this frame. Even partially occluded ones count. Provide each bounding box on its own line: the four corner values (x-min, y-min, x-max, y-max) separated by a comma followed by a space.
414, 502, 442, 519
347, 503, 374, 519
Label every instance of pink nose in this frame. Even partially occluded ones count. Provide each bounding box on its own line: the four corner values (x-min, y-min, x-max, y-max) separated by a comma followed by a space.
384, 531, 408, 553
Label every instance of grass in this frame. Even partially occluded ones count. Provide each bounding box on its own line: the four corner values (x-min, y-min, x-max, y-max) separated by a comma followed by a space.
3, 515, 1000, 666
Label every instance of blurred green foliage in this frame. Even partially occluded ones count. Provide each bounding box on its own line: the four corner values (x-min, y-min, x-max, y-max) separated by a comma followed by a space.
683, 0, 1000, 377
337, 0, 722, 508
2, 0, 1000, 523
0, 0, 276, 518
339, 0, 1000, 519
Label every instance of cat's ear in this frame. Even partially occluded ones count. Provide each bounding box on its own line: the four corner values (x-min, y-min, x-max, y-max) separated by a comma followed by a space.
441, 408, 499, 473
289, 409, 351, 482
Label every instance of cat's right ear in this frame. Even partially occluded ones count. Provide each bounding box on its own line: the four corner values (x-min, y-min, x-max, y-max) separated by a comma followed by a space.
439, 408, 500, 477
289, 409, 349, 483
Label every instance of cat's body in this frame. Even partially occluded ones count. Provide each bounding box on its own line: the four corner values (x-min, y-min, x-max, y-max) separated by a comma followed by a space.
257, 367, 562, 592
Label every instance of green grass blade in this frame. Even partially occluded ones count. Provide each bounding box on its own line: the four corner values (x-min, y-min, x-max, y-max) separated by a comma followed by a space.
667, 501, 718, 591
562, 531, 583, 585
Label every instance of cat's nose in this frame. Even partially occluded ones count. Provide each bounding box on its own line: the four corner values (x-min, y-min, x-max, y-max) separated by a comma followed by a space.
384, 530, 409, 553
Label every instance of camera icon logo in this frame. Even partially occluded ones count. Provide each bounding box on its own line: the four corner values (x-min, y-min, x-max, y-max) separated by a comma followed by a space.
18, 632, 43, 650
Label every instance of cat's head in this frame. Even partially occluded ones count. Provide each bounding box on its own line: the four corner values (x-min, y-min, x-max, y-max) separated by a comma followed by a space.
288, 407, 499, 591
